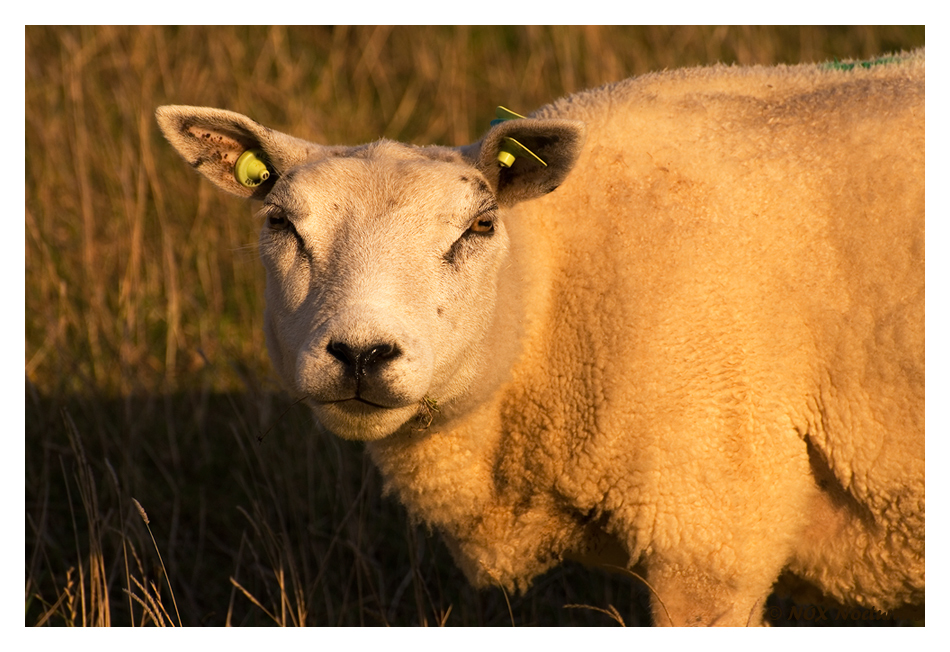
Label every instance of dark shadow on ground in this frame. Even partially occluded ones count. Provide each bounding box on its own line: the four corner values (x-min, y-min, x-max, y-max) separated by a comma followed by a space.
26, 385, 654, 626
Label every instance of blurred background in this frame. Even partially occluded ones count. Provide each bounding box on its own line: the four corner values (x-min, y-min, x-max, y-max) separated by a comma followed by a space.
25, 26, 925, 626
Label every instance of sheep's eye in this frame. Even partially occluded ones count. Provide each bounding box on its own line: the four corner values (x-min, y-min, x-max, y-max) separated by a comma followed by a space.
266, 208, 289, 230
468, 214, 495, 234
469, 218, 494, 234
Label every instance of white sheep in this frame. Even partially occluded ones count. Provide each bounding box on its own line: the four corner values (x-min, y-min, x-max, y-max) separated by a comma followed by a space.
156, 49, 924, 626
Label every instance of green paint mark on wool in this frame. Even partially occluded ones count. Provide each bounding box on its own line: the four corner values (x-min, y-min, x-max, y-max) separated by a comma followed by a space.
822, 55, 905, 72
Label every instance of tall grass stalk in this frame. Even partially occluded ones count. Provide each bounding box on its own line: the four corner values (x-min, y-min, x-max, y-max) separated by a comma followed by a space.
132, 498, 183, 627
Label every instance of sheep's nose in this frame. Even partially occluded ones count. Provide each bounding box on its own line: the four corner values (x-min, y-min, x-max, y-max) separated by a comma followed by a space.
327, 340, 400, 378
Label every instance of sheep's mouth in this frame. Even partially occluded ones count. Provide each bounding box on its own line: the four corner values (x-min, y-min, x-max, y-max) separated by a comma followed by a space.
321, 396, 395, 410
304, 394, 425, 441
344, 397, 390, 409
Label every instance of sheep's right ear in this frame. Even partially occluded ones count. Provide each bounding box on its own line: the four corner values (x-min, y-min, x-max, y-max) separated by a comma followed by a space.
155, 105, 324, 199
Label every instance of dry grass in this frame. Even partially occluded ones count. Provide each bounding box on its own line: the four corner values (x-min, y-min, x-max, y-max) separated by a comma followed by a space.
25, 26, 924, 626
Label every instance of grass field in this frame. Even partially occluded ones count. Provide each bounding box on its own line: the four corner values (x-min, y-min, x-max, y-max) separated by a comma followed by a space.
25, 25, 925, 626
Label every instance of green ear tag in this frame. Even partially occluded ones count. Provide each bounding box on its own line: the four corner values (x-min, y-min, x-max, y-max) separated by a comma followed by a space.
234, 149, 272, 188
491, 105, 527, 126
490, 106, 546, 168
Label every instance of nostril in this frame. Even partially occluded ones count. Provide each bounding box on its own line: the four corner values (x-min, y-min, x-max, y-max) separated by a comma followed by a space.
363, 343, 398, 367
327, 340, 357, 366
327, 340, 401, 376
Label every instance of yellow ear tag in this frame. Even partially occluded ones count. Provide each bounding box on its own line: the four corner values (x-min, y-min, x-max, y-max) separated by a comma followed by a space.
498, 137, 547, 169
490, 106, 547, 168
234, 149, 272, 188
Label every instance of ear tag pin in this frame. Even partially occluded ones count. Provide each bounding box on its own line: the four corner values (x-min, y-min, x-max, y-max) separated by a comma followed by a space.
234, 148, 272, 188
490, 106, 547, 169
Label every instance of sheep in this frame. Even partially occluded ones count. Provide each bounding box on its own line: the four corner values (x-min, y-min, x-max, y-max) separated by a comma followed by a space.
155, 49, 924, 626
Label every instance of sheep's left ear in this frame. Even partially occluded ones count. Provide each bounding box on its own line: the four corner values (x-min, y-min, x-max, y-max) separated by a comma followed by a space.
461, 118, 586, 206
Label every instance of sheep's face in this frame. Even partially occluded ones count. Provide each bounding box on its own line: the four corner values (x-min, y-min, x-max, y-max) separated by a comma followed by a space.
259, 145, 510, 440
155, 105, 585, 440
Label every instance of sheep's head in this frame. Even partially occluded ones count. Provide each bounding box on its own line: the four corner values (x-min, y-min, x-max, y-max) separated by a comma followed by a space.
156, 106, 584, 440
